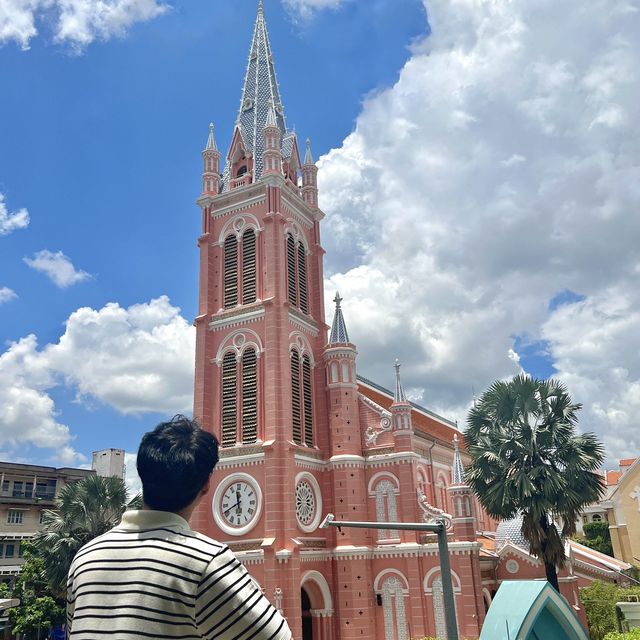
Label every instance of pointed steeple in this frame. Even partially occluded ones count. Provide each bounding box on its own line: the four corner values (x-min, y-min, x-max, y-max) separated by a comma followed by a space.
205, 123, 217, 151
329, 293, 350, 344
266, 104, 278, 128
223, 1, 287, 186
393, 359, 407, 403
452, 434, 465, 485
304, 139, 314, 165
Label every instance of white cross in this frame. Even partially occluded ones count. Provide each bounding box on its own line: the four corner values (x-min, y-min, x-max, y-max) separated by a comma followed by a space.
630, 486, 640, 512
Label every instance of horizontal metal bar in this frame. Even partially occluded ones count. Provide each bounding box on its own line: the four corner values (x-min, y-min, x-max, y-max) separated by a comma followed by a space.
320, 513, 443, 533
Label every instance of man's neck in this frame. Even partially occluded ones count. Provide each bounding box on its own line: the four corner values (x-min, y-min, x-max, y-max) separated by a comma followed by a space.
142, 502, 195, 523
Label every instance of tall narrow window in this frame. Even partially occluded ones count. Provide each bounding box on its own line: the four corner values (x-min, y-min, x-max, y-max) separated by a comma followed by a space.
297, 243, 308, 313
375, 479, 399, 540
242, 348, 258, 444
381, 576, 409, 640
287, 234, 298, 306
242, 229, 257, 304
302, 355, 313, 446
224, 235, 238, 308
291, 350, 302, 445
221, 352, 237, 447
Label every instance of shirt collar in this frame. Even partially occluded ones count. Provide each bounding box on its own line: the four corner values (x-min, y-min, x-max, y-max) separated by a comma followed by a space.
117, 510, 192, 532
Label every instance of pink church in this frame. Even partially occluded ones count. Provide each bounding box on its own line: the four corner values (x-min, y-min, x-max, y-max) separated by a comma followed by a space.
190, 4, 630, 639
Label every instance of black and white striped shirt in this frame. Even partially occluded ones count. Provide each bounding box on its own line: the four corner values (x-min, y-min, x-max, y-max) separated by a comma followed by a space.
66, 510, 291, 640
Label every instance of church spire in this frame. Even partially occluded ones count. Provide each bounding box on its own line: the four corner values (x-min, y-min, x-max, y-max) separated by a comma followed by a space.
393, 359, 407, 403
205, 122, 217, 151
452, 434, 465, 485
224, 1, 287, 184
329, 293, 350, 344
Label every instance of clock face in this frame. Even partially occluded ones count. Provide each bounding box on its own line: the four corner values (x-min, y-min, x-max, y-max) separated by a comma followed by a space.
295, 473, 322, 533
213, 473, 262, 536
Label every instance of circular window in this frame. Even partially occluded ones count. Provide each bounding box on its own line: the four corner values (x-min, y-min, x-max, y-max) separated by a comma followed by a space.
295, 473, 322, 533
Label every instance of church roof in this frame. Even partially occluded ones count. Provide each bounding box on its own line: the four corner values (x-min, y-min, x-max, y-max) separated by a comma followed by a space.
357, 375, 460, 445
222, 1, 288, 187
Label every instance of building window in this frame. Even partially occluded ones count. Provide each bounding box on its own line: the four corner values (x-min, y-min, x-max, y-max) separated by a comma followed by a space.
12, 481, 27, 499
431, 576, 459, 640
286, 233, 308, 314
591, 513, 602, 522
291, 350, 314, 446
4, 544, 15, 558
1, 480, 9, 493
7, 510, 23, 525
220, 348, 259, 447
224, 229, 257, 309
375, 479, 399, 540
380, 576, 408, 640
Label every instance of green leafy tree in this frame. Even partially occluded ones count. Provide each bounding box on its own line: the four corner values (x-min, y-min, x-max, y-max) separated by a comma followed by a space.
32, 474, 140, 594
7, 545, 66, 639
604, 630, 640, 640
464, 374, 605, 592
581, 580, 624, 640
575, 521, 614, 557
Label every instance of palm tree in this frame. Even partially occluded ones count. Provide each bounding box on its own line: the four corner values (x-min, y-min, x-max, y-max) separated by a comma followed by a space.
464, 374, 605, 592
33, 474, 141, 594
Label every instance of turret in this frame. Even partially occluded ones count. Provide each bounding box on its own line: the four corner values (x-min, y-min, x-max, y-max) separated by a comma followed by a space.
301, 139, 318, 208
262, 105, 283, 176
447, 434, 477, 541
390, 360, 413, 451
202, 123, 221, 195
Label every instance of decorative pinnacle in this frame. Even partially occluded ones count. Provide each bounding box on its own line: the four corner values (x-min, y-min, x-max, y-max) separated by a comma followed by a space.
304, 138, 314, 165
329, 292, 350, 344
266, 104, 278, 128
258, 0, 264, 16
205, 122, 218, 151
394, 359, 407, 403
452, 434, 466, 485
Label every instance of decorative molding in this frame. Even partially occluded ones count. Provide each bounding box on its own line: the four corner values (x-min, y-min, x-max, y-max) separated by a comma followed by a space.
288, 310, 319, 337
211, 193, 266, 220
365, 414, 393, 446
210, 306, 265, 333
417, 489, 452, 530
216, 452, 265, 469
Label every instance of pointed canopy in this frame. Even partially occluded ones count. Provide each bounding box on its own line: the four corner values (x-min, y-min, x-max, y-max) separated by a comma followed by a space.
329, 293, 350, 344
452, 434, 465, 484
205, 123, 218, 152
223, 2, 288, 186
393, 359, 407, 403
304, 138, 314, 165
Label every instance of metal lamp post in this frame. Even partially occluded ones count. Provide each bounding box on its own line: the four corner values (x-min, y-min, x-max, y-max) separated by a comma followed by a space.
320, 514, 459, 640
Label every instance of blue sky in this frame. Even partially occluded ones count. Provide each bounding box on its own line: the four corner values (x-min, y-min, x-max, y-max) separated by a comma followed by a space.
1, 0, 639, 477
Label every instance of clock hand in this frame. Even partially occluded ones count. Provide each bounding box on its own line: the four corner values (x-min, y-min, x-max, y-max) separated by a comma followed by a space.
224, 500, 241, 516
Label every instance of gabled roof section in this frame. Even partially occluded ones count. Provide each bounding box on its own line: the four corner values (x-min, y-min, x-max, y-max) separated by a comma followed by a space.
357, 375, 459, 445
223, 2, 287, 187
329, 293, 350, 344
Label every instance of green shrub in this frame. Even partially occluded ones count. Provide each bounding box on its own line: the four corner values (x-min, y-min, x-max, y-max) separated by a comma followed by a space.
603, 629, 640, 640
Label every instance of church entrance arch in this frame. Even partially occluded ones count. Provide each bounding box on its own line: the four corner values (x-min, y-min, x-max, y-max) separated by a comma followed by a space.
300, 570, 333, 640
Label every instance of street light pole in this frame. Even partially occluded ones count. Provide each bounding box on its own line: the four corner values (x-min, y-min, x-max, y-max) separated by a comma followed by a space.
320, 514, 459, 640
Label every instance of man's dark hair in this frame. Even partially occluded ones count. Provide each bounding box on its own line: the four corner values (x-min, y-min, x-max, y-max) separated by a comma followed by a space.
137, 415, 219, 512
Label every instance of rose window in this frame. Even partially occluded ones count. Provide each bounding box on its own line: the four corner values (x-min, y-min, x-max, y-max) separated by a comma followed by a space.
296, 481, 315, 525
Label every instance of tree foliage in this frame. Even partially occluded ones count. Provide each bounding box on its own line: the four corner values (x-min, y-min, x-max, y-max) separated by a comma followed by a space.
32, 474, 140, 594
581, 580, 640, 640
575, 521, 614, 556
604, 630, 640, 640
464, 374, 605, 591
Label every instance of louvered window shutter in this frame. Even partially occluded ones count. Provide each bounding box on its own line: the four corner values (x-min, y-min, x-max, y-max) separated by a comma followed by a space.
242, 348, 258, 444
224, 235, 238, 308
286, 234, 298, 306
297, 242, 308, 314
302, 354, 313, 446
221, 352, 237, 447
242, 229, 257, 304
291, 350, 302, 444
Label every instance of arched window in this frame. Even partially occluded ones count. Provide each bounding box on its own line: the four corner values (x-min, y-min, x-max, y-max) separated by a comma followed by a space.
429, 576, 459, 640
220, 348, 259, 447
236, 164, 247, 177
224, 235, 238, 308
291, 349, 314, 446
223, 228, 257, 309
221, 352, 237, 447
242, 229, 257, 304
241, 348, 258, 444
286, 232, 309, 314
375, 479, 399, 540
380, 576, 408, 640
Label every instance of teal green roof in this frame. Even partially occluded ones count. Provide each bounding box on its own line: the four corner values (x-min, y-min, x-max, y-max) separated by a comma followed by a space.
480, 581, 588, 640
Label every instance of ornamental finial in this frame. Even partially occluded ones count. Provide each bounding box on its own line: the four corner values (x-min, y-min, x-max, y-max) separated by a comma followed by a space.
329, 292, 349, 344
258, 0, 264, 16
304, 138, 314, 165
205, 122, 217, 151
334, 292, 342, 307
452, 434, 465, 485
394, 359, 407, 402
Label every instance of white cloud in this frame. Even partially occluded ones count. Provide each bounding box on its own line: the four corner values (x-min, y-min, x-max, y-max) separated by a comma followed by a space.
124, 452, 142, 497
0, 0, 168, 50
0, 193, 29, 235
23, 249, 91, 288
0, 287, 17, 304
0, 296, 194, 463
283, 0, 347, 19
318, 0, 640, 461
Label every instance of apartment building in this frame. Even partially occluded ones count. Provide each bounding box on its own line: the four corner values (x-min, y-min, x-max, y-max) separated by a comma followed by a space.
0, 462, 94, 578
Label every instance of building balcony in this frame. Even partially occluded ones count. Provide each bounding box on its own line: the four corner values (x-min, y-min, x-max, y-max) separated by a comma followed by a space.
0, 490, 56, 504
231, 174, 252, 189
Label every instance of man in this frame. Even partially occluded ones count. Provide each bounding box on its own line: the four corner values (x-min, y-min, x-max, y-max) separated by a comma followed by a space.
66, 415, 292, 640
